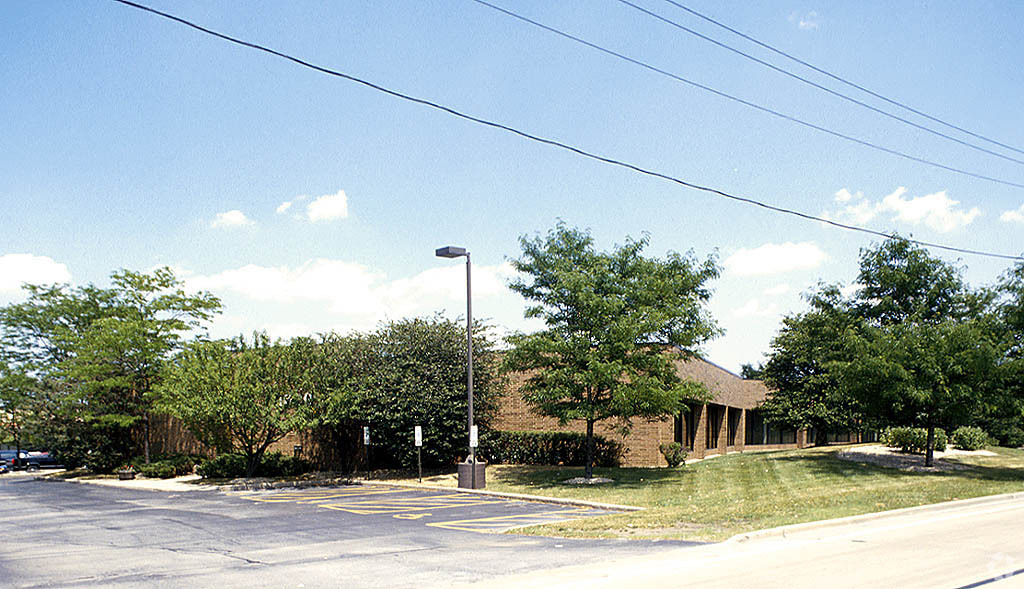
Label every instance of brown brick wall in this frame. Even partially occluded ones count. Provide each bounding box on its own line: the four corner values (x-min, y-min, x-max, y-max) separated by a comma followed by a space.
492, 358, 804, 466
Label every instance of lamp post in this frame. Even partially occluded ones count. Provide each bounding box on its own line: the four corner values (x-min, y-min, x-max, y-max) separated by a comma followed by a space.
434, 245, 479, 489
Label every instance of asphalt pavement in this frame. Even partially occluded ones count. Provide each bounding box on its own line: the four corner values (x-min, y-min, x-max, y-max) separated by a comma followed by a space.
0, 473, 694, 588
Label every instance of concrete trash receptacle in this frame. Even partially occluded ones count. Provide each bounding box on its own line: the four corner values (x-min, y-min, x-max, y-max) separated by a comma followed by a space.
457, 459, 486, 489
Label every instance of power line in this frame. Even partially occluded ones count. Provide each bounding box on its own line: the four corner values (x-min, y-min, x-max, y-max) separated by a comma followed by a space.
108, 0, 1023, 262
615, 0, 1024, 167
662, 0, 1024, 158
471, 0, 1024, 190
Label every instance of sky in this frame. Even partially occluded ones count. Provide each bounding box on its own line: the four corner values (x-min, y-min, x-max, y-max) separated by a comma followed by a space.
2, 0, 1023, 373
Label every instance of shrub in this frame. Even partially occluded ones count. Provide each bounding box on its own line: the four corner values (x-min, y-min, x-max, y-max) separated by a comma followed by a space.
658, 442, 687, 468
197, 452, 313, 479
478, 431, 623, 467
881, 426, 947, 453
132, 454, 205, 479
951, 426, 989, 451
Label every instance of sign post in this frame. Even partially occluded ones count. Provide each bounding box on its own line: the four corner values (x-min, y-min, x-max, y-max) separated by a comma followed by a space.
363, 426, 370, 480
469, 425, 478, 489
414, 426, 423, 483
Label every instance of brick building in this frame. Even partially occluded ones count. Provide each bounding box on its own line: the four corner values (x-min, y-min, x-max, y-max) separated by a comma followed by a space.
492, 357, 817, 466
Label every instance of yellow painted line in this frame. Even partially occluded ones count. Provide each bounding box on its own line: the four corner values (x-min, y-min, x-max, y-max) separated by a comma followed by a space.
426, 509, 590, 533
245, 487, 406, 503
319, 493, 502, 515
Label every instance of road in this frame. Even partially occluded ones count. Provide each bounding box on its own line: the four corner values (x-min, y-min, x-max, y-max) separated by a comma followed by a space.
484, 492, 1024, 588
0, 474, 692, 587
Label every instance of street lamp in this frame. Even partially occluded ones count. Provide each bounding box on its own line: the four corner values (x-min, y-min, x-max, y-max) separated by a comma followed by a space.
435, 245, 481, 489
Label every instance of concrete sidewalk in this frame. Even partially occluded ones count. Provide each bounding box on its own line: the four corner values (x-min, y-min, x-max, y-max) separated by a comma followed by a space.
468, 491, 1024, 588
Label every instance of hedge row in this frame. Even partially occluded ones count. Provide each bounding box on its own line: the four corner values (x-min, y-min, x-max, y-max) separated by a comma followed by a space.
478, 430, 624, 467
196, 452, 314, 479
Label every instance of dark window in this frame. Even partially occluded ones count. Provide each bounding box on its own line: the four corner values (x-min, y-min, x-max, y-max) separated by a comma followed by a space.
706, 405, 724, 449
745, 410, 766, 445
727, 408, 741, 446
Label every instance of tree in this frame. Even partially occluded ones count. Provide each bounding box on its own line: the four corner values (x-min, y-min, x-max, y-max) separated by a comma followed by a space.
760, 285, 862, 445
156, 333, 321, 477
839, 237, 996, 465
319, 317, 504, 470
0, 268, 219, 471
504, 224, 720, 478
739, 363, 764, 380
838, 319, 999, 466
61, 268, 220, 463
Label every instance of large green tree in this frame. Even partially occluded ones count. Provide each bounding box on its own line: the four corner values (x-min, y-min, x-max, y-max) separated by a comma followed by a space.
0, 268, 219, 471
320, 317, 504, 470
760, 285, 863, 444
504, 224, 719, 478
156, 333, 322, 477
761, 237, 1002, 464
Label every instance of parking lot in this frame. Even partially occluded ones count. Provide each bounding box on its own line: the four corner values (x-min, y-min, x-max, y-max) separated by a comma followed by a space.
0, 475, 694, 588
238, 484, 614, 533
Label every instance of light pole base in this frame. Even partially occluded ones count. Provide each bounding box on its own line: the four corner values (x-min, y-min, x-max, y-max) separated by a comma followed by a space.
457, 459, 486, 489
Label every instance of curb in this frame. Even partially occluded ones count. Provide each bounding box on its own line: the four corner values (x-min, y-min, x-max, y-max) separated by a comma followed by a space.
726, 490, 1024, 543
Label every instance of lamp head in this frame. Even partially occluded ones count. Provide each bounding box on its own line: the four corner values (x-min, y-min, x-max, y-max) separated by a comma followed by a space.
435, 246, 468, 258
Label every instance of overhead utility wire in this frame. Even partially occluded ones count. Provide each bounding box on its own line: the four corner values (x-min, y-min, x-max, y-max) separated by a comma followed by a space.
471, 0, 1024, 190
663, 0, 1024, 158
617, 0, 1024, 167
109, 0, 1023, 262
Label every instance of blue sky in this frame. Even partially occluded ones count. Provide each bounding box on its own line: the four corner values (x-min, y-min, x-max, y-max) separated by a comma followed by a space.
2, 0, 1022, 372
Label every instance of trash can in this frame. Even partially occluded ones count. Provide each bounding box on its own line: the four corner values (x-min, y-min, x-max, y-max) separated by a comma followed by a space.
457, 459, 486, 489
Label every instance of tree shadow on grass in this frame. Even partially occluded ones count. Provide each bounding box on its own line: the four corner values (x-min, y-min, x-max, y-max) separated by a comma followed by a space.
768, 451, 1024, 484
492, 464, 686, 491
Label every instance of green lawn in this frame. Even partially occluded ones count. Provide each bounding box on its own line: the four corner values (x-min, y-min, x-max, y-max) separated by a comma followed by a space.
478, 446, 1024, 542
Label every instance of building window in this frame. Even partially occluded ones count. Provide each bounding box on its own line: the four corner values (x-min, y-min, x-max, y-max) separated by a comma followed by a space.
727, 408, 741, 446
706, 405, 724, 449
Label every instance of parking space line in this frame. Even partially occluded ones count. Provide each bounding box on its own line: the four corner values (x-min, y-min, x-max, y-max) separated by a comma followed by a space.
244, 487, 406, 504
426, 509, 593, 533
318, 493, 503, 515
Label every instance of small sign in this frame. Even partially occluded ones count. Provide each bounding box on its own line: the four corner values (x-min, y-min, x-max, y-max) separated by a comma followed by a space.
414, 426, 422, 447
469, 425, 478, 448
363, 426, 370, 445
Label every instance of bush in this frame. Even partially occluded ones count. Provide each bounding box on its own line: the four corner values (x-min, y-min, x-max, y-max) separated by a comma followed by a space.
658, 442, 687, 468
881, 427, 947, 453
951, 426, 989, 451
197, 452, 313, 479
478, 431, 623, 467
132, 454, 204, 479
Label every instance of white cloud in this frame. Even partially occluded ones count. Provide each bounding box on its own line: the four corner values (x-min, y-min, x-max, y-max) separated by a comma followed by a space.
878, 187, 980, 232
834, 188, 862, 203
733, 298, 778, 318
211, 210, 255, 228
763, 284, 790, 296
185, 258, 520, 335
724, 242, 828, 276
823, 187, 980, 233
999, 204, 1024, 224
275, 201, 293, 214
789, 10, 820, 30
306, 190, 349, 222
0, 254, 72, 293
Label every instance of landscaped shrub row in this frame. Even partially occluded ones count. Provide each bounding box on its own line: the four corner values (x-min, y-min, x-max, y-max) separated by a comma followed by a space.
951, 426, 989, 451
881, 427, 947, 453
196, 452, 313, 479
478, 430, 623, 467
130, 454, 206, 479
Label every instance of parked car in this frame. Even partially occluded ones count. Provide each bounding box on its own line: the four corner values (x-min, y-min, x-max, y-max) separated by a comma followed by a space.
0, 450, 62, 472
